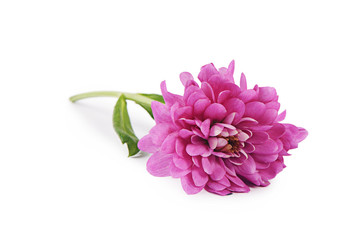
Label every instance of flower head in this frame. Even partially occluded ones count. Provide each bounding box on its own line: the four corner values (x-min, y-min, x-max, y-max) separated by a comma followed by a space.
138, 61, 307, 195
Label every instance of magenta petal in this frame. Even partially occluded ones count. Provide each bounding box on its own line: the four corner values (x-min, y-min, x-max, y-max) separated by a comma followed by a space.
216, 138, 228, 148
208, 137, 218, 149
201, 82, 216, 102
259, 159, 284, 181
210, 160, 226, 181
243, 142, 256, 153
217, 90, 231, 103
138, 134, 158, 153
209, 125, 223, 136
175, 138, 188, 158
240, 89, 257, 103
178, 129, 194, 139
247, 131, 269, 144
191, 135, 204, 145
276, 110, 286, 122
186, 143, 211, 157
259, 109, 278, 125
201, 155, 215, 174
179, 72, 194, 86
160, 132, 177, 153
181, 174, 203, 194
253, 139, 279, 154
160, 81, 183, 107
223, 98, 245, 118
267, 123, 286, 139
173, 155, 192, 170
151, 101, 171, 124
200, 119, 211, 138
192, 156, 202, 167
186, 91, 207, 106
240, 72, 247, 91
146, 152, 172, 177
170, 161, 190, 178
244, 101, 266, 120
204, 103, 227, 122
252, 153, 279, 163
223, 112, 236, 124
227, 175, 248, 188
205, 186, 231, 196
207, 181, 227, 191
198, 63, 218, 82
194, 98, 211, 116
191, 166, 209, 187
296, 127, 308, 143
236, 155, 256, 174
258, 87, 277, 103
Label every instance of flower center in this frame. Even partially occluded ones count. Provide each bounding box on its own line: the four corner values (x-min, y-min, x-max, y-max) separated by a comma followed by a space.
221, 135, 241, 154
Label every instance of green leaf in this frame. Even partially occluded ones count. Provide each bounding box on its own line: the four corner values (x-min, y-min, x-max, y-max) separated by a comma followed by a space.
139, 93, 165, 103
112, 94, 140, 157
123, 93, 165, 119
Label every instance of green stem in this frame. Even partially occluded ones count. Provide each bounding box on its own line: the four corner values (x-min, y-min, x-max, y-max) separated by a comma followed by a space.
69, 91, 155, 105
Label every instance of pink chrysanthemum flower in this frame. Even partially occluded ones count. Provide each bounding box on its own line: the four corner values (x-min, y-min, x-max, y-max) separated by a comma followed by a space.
138, 61, 307, 195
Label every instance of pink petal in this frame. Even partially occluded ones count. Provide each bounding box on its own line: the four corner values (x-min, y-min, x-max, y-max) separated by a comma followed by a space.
223, 98, 245, 122
217, 90, 231, 103
207, 181, 227, 191
210, 159, 226, 181
253, 139, 279, 154
169, 161, 191, 178
259, 109, 278, 125
201, 155, 216, 174
216, 138, 228, 148
204, 103, 227, 122
247, 131, 269, 144
238, 131, 250, 141
267, 123, 286, 139
146, 152, 172, 177
252, 153, 279, 163
186, 143, 211, 157
178, 129, 194, 139
191, 135, 204, 145
208, 137, 218, 149
243, 142, 255, 153
138, 134, 158, 153
200, 119, 211, 138
160, 132, 177, 153
259, 159, 284, 181
201, 82, 216, 102
191, 166, 209, 187
236, 155, 256, 174
181, 174, 203, 194
209, 125, 223, 136
198, 63, 218, 82
186, 91, 207, 106
149, 123, 174, 146
173, 155, 192, 170
258, 87, 277, 103
244, 101, 266, 120
223, 112, 236, 124
194, 98, 211, 116
175, 138, 188, 158
240, 89, 257, 103
276, 110, 286, 122
179, 72, 194, 86
240, 72, 247, 91
192, 156, 202, 167
151, 101, 171, 124
160, 81, 183, 107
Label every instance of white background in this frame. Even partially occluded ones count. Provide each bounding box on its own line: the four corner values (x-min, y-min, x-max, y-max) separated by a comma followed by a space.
1, 0, 361, 239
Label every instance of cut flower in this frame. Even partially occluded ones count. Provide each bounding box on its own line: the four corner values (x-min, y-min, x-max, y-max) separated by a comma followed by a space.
138, 61, 307, 195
